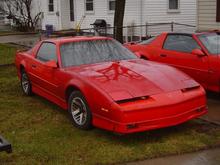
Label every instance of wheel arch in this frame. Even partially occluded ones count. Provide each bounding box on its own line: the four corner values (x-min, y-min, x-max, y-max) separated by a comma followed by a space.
18, 63, 26, 79
20, 64, 25, 72
65, 85, 83, 102
19, 59, 27, 72
140, 55, 149, 60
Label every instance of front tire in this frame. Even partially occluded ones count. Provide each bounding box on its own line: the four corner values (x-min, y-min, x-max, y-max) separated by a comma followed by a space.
68, 91, 92, 130
20, 69, 32, 96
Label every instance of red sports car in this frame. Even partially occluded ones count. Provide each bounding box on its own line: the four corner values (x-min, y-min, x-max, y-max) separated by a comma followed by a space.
125, 32, 220, 93
15, 36, 207, 134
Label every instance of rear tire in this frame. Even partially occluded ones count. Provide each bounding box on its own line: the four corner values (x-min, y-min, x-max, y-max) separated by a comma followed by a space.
68, 91, 92, 130
20, 69, 33, 96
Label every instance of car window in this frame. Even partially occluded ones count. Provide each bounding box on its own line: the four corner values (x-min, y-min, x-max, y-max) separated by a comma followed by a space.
36, 42, 57, 62
163, 35, 201, 53
198, 33, 220, 55
138, 36, 157, 45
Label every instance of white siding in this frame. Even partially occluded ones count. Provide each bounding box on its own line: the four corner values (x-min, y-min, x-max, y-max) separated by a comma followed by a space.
73, 0, 196, 36
74, 0, 140, 34
36, 0, 197, 34
40, 0, 61, 30
142, 0, 197, 35
198, 0, 220, 31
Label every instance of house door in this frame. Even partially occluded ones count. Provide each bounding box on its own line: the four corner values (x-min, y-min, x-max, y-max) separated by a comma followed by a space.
70, 0, 75, 22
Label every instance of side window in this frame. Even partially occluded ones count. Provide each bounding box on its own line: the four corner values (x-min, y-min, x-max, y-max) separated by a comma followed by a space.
36, 43, 57, 62
139, 36, 157, 45
163, 35, 201, 53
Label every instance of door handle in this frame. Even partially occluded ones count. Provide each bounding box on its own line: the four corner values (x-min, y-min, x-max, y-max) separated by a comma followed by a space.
160, 54, 167, 57
31, 64, 37, 68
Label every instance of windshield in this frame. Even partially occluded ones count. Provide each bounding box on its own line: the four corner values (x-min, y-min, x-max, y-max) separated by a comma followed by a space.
198, 33, 220, 55
60, 39, 137, 67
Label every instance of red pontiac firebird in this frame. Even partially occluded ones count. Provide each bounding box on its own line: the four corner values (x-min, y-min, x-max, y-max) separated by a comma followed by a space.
15, 36, 207, 134
125, 32, 220, 93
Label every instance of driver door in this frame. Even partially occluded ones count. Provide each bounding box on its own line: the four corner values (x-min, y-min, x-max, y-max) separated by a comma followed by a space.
158, 34, 210, 85
29, 42, 60, 96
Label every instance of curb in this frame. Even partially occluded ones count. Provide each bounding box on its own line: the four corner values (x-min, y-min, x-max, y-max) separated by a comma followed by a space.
199, 117, 220, 126
0, 32, 37, 37
0, 64, 14, 67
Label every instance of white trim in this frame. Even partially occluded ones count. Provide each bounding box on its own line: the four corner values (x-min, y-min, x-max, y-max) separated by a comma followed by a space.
58, 0, 62, 30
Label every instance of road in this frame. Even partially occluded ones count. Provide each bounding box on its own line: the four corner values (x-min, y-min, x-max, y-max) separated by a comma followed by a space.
0, 34, 40, 47
126, 148, 220, 165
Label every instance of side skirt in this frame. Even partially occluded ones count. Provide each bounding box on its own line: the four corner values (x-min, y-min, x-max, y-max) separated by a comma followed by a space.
32, 84, 68, 110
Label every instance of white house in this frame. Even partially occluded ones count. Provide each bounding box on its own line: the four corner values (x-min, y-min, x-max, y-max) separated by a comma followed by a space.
197, 0, 220, 31
35, 0, 196, 36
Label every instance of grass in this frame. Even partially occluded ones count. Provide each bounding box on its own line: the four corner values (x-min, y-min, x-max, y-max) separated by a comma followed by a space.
0, 65, 220, 165
0, 44, 17, 65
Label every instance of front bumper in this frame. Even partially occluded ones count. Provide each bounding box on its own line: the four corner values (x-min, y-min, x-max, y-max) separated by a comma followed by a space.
114, 106, 207, 134
93, 89, 207, 134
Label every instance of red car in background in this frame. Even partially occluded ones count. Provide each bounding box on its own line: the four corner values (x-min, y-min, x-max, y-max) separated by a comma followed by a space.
125, 32, 220, 93
15, 36, 207, 134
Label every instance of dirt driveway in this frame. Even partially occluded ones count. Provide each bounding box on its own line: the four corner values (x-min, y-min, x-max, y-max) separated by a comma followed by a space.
203, 92, 220, 124
0, 34, 40, 47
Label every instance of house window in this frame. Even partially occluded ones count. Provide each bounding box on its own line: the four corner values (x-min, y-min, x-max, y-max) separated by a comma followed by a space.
85, 0, 94, 12
168, 0, 179, 11
48, 0, 54, 12
108, 0, 115, 11
217, 0, 220, 22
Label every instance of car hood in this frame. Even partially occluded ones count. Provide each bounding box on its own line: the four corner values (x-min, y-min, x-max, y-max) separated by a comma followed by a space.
66, 59, 199, 101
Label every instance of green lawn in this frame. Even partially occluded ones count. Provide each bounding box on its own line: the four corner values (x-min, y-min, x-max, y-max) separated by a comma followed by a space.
0, 44, 17, 65
0, 65, 220, 165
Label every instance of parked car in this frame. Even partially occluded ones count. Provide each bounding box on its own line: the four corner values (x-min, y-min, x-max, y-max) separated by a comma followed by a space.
125, 32, 220, 93
15, 36, 207, 134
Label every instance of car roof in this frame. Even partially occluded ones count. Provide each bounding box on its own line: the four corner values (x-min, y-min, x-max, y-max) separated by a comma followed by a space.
43, 36, 111, 44
165, 31, 218, 36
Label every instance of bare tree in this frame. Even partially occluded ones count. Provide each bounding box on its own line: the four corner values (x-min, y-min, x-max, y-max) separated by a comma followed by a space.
0, 0, 42, 31
114, 0, 126, 43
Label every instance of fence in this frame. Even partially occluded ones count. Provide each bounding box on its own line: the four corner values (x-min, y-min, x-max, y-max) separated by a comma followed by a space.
79, 22, 196, 42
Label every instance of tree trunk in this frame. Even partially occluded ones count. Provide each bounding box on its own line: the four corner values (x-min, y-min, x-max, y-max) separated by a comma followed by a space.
114, 0, 126, 43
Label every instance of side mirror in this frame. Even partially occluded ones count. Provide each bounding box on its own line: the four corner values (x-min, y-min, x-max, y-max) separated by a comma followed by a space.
45, 60, 58, 69
134, 52, 141, 58
191, 49, 206, 57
